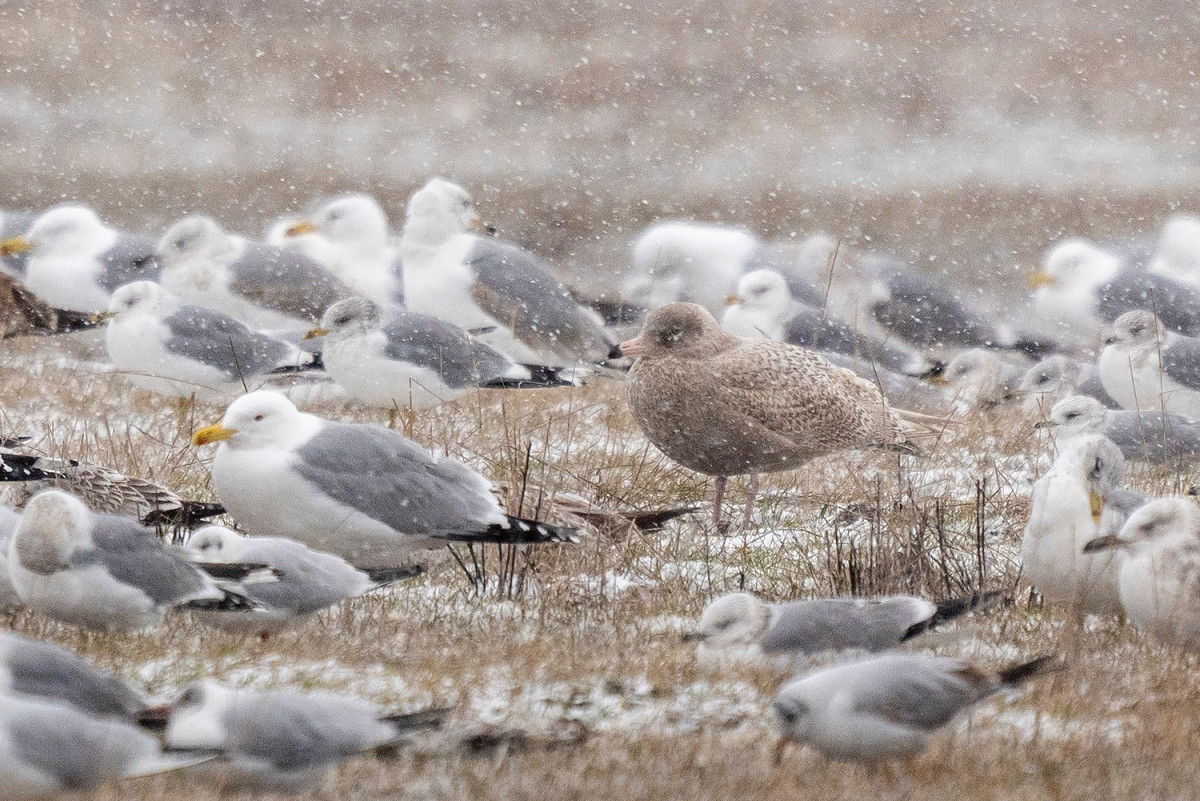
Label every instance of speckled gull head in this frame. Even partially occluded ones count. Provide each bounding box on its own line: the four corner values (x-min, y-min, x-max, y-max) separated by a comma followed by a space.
620, 302, 736, 360
1085, 497, 1200, 555
310, 296, 382, 340
185, 525, 243, 560
104, 280, 178, 320
156, 680, 233, 751
12, 490, 91, 571
402, 177, 477, 247
192, 391, 319, 453
1038, 395, 1108, 440
1105, 309, 1163, 350
684, 592, 770, 651
155, 215, 239, 269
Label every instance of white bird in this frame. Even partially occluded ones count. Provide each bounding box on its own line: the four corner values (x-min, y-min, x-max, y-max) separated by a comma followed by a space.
1037, 394, 1200, 466
100, 281, 317, 400
399, 177, 614, 366
772, 653, 1060, 763
720, 269, 803, 340
684, 591, 993, 667
1148, 213, 1200, 288
0, 693, 213, 798
304, 297, 572, 410
154, 214, 354, 332
185, 525, 421, 635
1031, 238, 1200, 344
1021, 434, 1137, 615
0, 204, 158, 312
281, 194, 405, 308
192, 391, 577, 568
1018, 355, 1119, 417
935, 349, 1024, 412
626, 221, 763, 314
1099, 309, 1200, 420
1084, 498, 1200, 650
148, 680, 445, 791
8, 490, 259, 632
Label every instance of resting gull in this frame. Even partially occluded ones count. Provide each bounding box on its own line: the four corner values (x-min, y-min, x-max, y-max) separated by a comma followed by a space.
1021, 434, 1141, 615
771, 653, 1061, 763
1085, 498, 1200, 649
399, 177, 615, 366
1147, 213, 1200, 288
621, 302, 937, 527
722, 268, 934, 375
282, 193, 405, 307
185, 525, 422, 635
0, 630, 146, 718
1098, 309, 1200, 419
304, 297, 573, 410
0, 446, 224, 527
933, 349, 1025, 412
0, 204, 158, 312
99, 281, 318, 400
1030, 237, 1200, 342
144, 680, 445, 791
1036, 394, 1200, 466
0, 693, 213, 798
684, 591, 996, 667
8, 490, 260, 632
192, 391, 577, 568
153, 214, 354, 332
1018, 355, 1120, 417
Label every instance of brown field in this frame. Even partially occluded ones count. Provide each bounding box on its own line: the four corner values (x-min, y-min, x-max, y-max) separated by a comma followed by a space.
2, 2, 1200, 799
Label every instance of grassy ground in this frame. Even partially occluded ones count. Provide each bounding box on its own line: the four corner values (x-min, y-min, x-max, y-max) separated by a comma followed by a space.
4, 333, 1200, 800
2, 1, 1199, 797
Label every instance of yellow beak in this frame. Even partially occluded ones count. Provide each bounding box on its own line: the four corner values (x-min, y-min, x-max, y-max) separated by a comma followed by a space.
0, 235, 33, 257
723, 294, 744, 306
192, 424, 237, 446
1027, 271, 1057, 290
1089, 491, 1103, 524
284, 221, 318, 237
926, 373, 950, 386
90, 310, 116, 324
303, 327, 330, 340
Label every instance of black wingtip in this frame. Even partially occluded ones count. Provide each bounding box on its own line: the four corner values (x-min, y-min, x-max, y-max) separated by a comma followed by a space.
364, 564, 426, 585
183, 589, 259, 613
998, 654, 1065, 686
382, 706, 451, 732
194, 562, 275, 582
0, 453, 63, 482
143, 500, 226, 527
440, 517, 579, 545
931, 589, 1008, 626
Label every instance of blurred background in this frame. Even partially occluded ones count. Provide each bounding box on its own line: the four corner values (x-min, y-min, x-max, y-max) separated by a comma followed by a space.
0, 0, 1196, 298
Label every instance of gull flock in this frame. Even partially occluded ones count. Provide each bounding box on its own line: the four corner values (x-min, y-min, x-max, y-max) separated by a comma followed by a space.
1, 180, 1200, 794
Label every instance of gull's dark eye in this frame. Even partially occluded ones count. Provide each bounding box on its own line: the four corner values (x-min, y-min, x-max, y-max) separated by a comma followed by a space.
253, 414, 264, 422
335, 315, 353, 326
1064, 412, 1079, 421
178, 687, 202, 707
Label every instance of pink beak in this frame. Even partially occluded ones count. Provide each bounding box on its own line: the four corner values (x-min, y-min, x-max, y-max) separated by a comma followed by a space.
620, 336, 646, 357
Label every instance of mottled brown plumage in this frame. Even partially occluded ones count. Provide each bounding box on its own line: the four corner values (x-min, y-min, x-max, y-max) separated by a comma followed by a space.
621, 303, 927, 524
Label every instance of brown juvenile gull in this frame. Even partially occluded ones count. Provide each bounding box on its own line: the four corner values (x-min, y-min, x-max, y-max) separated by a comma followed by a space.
621, 302, 936, 527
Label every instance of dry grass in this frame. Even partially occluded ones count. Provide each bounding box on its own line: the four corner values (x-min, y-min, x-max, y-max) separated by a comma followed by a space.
1, 1, 1198, 797
3, 337, 1200, 800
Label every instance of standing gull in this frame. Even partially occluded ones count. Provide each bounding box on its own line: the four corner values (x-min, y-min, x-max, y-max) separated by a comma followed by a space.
772, 653, 1061, 763
621, 303, 935, 527
1037, 395, 1200, 466
399, 177, 615, 366
192, 391, 577, 567
8, 490, 259, 632
1085, 498, 1200, 649
1021, 434, 1139, 615
304, 297, 573, 411
153, 214, 354, 332
0, 204, 158, 312
99, 281, 318, 400
684, 591, 996, 667
146, 680, 446, 791
0, 693, 213, 799
1098, 309, 1200, 419
185, 525, 422, 635
282, 193, 405, 307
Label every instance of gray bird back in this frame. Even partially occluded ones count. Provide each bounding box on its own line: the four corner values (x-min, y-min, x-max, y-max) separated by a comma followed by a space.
1, 633, 144, 717
229, 242, 350, 323
94, 234, 160, 293
382, 311, 512, 388
761, 598, 931, 655
87, 514, 208, 604
162, 305, 293, 379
